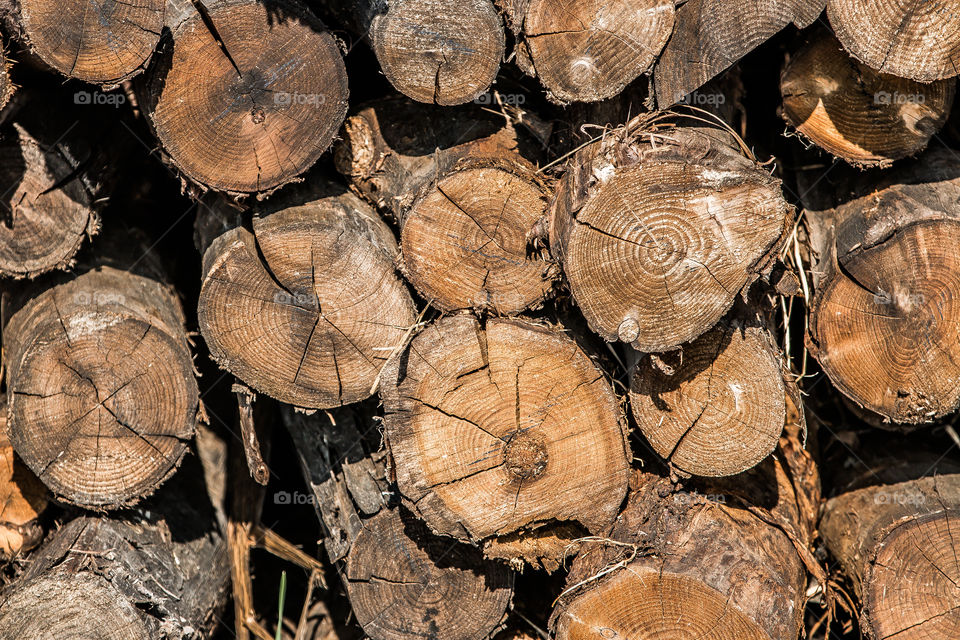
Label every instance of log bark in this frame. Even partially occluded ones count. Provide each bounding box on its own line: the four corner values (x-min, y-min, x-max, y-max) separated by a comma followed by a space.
138, 0, 348, 195
3, 228, 199, 509
0, 48, 12, 110
0, 0, 163, 85
827, 0, 960, 82
282, 405, 514, 640
379, 314, 630, 563
805, 147, 960, 424
781, 29, 956, 168
336, 98, 559, 315
550, 123, 791, 353
552, 423, 819, 640
0, 394, 47, 560
497, 0, 675, 104
653, 0, 825, 108
0, 446, 230, 639
630, 304, 793, 477
196, 178, 417, 409
820, 434, 960, 639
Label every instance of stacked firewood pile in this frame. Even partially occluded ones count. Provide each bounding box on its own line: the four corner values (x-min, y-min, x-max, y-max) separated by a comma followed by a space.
0, 1, 958, 639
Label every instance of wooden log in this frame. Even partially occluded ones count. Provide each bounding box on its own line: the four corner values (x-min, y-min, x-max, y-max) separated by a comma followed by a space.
0, 395, 47, 560
630, 304, 793, 477
781, 30, 956, 168
805, 147, 960, 424
0, 48, 12, 110
827, 0, 960, 83
336, 98, 559, 315
3, 228, 199, 509
550, 123, 791, 353
138, 0, 348, 195
552, 423, 819, 639
0, 444, 230, 639
0, 0, 163, 85
497, 0, 675, 104
379, 314, 630, 563
820, 433, 960, 639
653, 0, 824, 108
196, 178, 417, 409
282, 406, 514, 640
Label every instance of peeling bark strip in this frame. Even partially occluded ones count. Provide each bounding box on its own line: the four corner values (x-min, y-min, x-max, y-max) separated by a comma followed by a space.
552, 425, 819, 640
781, 30, 956, 168
336, 98, 559, 315
3, 239, 199, 509
550, 124, 791, 353
0, 453, 229, 639
497, 0, 674, 104
828, 0, 960, 83
805, 148, 960, 424
630, 306, 789, 477
380, 314, 630, 563
282, 407, 514, 640
653, 0, 824, 108
196, 180, 417, 409
0, 396, 48, 560
820, 437, 960, 639
139, 0, 348, 194
0, 0, 164, 85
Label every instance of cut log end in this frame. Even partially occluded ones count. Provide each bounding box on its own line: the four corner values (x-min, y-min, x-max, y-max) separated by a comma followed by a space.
345, 510, 513, 640
18, 0, 164, 84
371, 0, 504, 106
521, 0, 674, 103
402, 165, 556, 314
144, 0, 348, 194
382, 315, 629, 552
0, 422, 47, 559
781, 32, 956, 167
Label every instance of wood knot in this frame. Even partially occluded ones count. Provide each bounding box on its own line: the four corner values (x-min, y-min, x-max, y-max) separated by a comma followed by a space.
250, 107, 266, 124
502, 431, 547, 479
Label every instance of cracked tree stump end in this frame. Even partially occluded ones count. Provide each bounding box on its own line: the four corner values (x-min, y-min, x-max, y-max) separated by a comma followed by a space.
781, 29, 955, 168
336, 98, 559, 315
139, 0, 348, 194
197, 180, 417, 409
550, 124, 790, 352
380, 314, 630, 565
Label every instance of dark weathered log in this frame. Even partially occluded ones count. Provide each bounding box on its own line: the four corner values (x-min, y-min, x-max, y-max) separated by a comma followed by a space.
630, 304, 793, 477
552, 423, 819, 639
0, 0, 163, 85
781, 29, 955, 168
196, 178, 417, 409
497, 0, 675, 104
380, 314, 630, 563
3, 227, 199, 509
0, 394, 47, 560
138, 0, 348, 195
805, 147, 960, 424
550, 122, 791, 352
0, 48, 12, 110
653, 0, 824, 108
0, 445, 230, 639
282, 406, 514, 640
827, 0, 960, 82
336, 98, 559, 315
820, 433, 960, 639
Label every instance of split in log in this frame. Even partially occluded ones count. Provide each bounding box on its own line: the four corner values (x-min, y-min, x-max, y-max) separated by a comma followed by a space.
781, 30, 956, 168
820, 433, 960, 639
805, 147, 960, 424
497, 0, 675, 104
0, 395, 47, 560
139, 0, 348, 194
282, 406, 514, 640
552, 423, 819, 639
550, 122, 791, 352
3, 228, 199, 508
336, 99, 558, 315
0, 447, 230, 639
196, 179, 417, 409
653, 0, 824, 108
630, 305, 791, 477
827, 0, 960, 82
380, 314, 630, 562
